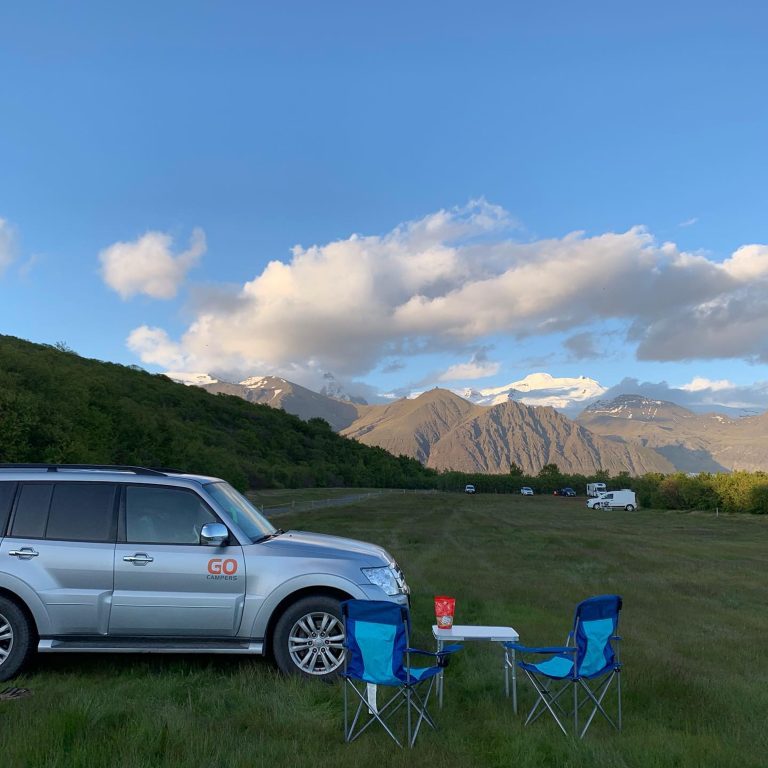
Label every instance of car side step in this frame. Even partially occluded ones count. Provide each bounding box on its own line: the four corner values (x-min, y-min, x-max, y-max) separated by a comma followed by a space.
38, 638, 264, 655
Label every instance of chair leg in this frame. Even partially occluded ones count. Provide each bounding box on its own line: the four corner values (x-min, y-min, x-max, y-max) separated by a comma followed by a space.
617, 670, 622, 732
406, 688, 412, 748
521, 669, 568, 736
573, 680, 578, 737
408, 678, 437, 746
577, 673, 619, 738
345, 681, 404, 747
526, 678, 569, 726
344, 678, 349, 742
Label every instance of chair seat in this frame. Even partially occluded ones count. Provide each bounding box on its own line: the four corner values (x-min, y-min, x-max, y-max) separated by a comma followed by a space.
408, 665, 441, 682
342, 664, 441, 686
520, 654, 574, 679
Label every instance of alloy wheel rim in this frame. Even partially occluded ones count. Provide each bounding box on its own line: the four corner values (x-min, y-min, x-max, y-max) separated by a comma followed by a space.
288, 611, 345, 675
0, 612, 14, 667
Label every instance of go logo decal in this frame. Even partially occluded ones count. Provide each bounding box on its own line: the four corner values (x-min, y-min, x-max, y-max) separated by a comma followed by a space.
207, 558, 238, 577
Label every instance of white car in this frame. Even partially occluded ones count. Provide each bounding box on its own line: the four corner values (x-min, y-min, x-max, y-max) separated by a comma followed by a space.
586, 489, 637, 511
520, 487, 534, 496
464, 484, 476, 494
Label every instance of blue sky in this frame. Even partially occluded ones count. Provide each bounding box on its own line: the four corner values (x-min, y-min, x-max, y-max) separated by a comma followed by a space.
2, 2, 768, 410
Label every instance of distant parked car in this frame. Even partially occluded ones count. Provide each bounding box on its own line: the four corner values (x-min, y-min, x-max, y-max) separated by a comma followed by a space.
558, 487, 577, 497
464, 484, 476, 494
520, 487, 534, 496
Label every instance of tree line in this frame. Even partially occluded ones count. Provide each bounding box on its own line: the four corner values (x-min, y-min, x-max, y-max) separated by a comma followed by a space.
435, 463, 768, 515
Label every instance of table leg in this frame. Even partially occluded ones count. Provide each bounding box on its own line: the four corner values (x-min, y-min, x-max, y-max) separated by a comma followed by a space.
511, 647, 517, 714
437, 637, 444, 708
504, 647, 509, 697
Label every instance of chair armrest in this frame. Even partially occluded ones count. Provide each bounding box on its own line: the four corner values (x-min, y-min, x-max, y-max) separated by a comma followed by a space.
407, 644, 463, 657
407, 644, 462, 668
503, 643, 575, 655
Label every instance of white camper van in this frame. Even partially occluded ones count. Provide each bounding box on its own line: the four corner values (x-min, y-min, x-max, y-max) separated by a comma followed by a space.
586, 482, 607, 497
586, 489, 637, 511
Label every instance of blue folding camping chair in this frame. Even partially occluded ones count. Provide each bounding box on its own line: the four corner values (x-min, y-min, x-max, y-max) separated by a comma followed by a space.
504, 594, 623, 739
341, 599, 461, 748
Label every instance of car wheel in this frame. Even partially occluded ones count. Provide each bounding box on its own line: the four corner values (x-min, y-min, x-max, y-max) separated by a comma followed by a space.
625, 504, 635, 511
0, 597, 34, 682
272, 595, 345, 679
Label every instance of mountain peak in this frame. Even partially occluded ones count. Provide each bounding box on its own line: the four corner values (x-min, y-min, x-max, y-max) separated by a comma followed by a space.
458, 372, 606, 410
319, 372, 368, 405
583, 394, 692, 421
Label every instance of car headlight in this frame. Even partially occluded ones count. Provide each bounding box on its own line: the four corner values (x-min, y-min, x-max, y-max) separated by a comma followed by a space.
362, 566, 401, 596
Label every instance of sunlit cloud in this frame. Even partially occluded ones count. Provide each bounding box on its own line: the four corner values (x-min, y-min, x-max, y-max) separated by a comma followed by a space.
122, 201, 768, 383
100, 228, 206, 300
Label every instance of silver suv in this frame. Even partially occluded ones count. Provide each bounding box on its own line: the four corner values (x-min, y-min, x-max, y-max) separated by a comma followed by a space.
0, 464, 409, 680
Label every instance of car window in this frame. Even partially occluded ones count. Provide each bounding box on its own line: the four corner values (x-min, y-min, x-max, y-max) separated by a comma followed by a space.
204, 481, 275, 541
125, 485, 217, 545
10, 483, 53, 538
46, 483, 117, 543
0, 482, 17, 536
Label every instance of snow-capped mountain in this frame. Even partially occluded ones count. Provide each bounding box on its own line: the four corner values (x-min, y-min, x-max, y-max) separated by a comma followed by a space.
166, 371, 221, 387
319, 372, 368, 405
459, 373, 606, 411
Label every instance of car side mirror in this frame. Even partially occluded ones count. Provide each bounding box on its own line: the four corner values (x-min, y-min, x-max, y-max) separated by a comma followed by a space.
200, 522, 229, 546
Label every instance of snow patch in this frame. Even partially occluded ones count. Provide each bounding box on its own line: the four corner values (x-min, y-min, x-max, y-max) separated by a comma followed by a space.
166, 371, 219, 386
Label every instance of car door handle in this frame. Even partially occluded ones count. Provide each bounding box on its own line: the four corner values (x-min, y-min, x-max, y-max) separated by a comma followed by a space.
9, 548, 39, 559
123, 553, 154, 565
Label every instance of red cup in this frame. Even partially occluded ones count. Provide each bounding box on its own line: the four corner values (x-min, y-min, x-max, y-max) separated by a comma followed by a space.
434, 596, 456, 631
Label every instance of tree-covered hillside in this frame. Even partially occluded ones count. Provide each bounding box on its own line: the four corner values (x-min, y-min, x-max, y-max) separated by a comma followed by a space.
0, 335, 436, 490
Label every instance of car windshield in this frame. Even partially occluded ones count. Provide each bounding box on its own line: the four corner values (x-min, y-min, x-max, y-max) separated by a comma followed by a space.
204, 482, 276, 542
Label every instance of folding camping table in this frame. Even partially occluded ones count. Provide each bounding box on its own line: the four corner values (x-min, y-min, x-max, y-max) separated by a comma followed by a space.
432, 624, 520, 713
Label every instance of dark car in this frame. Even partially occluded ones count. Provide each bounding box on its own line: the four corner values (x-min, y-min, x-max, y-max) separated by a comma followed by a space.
558, 487, 577, 497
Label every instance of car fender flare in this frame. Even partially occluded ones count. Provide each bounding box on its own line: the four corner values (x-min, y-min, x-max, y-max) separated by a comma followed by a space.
248, 574, 365, 639
0, 573, 52, 635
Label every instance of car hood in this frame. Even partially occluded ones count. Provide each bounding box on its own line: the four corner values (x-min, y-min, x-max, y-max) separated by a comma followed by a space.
258, 530, 393, 565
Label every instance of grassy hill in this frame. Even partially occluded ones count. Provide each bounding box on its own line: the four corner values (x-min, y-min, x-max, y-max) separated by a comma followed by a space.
0, 335, 436, 490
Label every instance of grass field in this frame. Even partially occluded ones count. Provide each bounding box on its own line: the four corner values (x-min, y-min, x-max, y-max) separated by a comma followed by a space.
2, 492, 767, 767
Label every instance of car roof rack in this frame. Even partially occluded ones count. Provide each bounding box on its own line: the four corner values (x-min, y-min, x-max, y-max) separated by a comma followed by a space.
0, 463, 168, 477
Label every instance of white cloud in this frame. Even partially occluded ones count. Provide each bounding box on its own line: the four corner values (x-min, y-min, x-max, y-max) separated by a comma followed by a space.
438, 350, 500, 381
680, 377, 735, 393
721, 244, 768, 281
125, 200, 768, 380
126, 326, 186, 369
100, 228, 205, 299
0, 218, 17, 275
679, 217, 698, 228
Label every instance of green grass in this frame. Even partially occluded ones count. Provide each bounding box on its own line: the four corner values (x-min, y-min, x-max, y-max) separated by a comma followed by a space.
246, 487, 405, 509
2, 492, 768, 767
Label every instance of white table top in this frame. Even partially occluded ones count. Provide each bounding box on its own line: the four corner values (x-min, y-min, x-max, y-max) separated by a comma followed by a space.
432, 624, 519, 643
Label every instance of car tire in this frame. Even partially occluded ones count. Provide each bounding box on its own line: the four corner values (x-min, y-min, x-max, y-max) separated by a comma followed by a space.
0, 597, 34, 682
625, 504, 635, 511
272, 595, 345, 679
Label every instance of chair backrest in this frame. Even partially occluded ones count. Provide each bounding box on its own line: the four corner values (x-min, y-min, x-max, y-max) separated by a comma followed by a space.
572, 594, 622, 678
342, 600, 410, 685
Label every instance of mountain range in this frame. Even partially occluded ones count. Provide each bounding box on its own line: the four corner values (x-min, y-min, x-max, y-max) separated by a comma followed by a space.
342, 388, 672, 475
170, 371, 767, 475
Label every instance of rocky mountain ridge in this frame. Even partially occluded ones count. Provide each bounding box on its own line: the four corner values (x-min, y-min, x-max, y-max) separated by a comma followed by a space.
342, 389, 673, 475
577, 395, 768, 472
